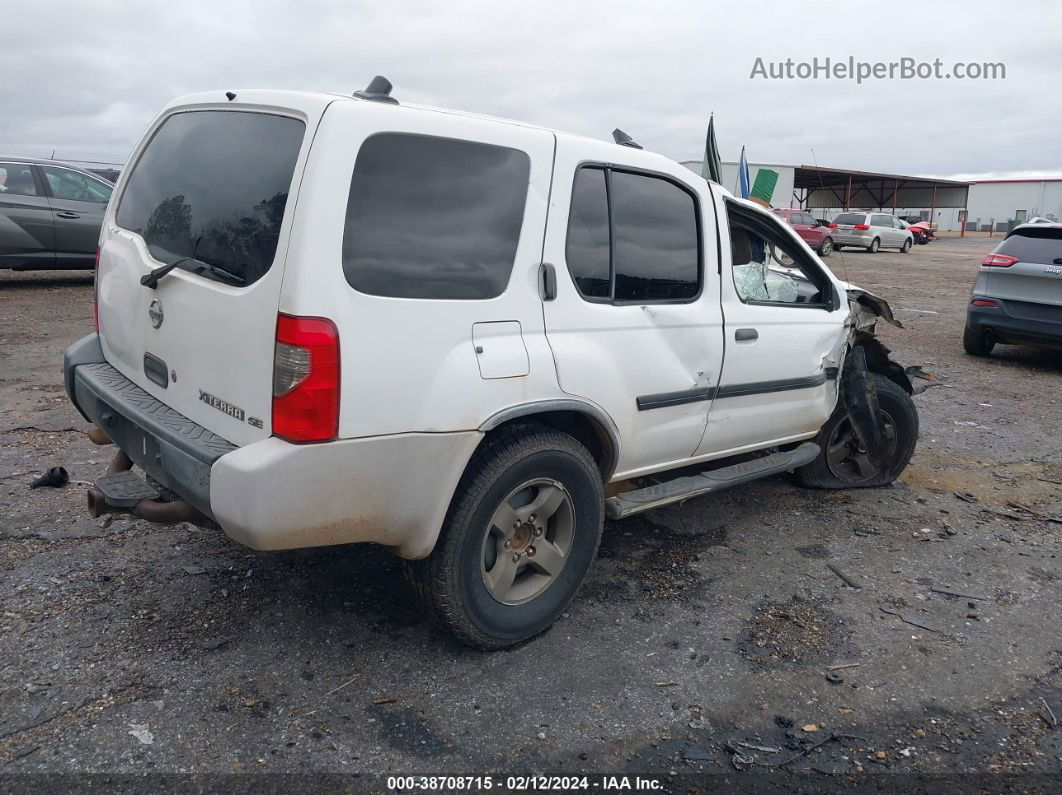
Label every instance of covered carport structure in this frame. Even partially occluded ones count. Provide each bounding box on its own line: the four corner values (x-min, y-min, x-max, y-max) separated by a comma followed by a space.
794, 166, 970, 230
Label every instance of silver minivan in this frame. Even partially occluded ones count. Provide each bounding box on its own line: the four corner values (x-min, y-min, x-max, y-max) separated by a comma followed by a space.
964, 222, 1062, 355
831, 211, 914, 253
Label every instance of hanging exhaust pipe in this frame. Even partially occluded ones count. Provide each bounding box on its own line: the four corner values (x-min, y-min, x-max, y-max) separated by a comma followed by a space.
87, 450, 213, 527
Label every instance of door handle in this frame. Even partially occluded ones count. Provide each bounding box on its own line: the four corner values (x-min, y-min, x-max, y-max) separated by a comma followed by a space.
541, 262, 557, 301
55, 211, 80, 219
735, 328, 758, 341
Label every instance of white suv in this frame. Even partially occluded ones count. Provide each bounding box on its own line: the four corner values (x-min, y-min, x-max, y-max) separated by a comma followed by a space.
64, 79, 923, 648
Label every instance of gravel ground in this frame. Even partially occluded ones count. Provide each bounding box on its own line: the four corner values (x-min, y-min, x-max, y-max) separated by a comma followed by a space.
0, 238, 1059, 790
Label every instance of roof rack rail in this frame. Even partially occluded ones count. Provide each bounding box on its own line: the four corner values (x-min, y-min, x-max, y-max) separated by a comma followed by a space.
612, 129, 642, 149
354, 76, 398, 105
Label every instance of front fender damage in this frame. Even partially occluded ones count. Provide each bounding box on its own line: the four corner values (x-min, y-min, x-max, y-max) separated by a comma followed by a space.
837, 287, 941, 467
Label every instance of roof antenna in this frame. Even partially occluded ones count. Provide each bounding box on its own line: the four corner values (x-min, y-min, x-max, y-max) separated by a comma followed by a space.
225, 91, 236, 101
612, 129, 642, 149
354, 76, 398, 104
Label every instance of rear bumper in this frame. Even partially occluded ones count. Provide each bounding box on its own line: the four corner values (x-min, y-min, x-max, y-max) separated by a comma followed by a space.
63, 334, 481, 558
966, 297, 1062, 347
833, 231, 873, 246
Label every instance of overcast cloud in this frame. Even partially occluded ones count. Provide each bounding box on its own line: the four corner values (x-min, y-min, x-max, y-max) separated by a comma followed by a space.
3, 0, 1061, 178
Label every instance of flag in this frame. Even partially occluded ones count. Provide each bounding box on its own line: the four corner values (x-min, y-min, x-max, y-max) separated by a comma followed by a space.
738, 146, 751, 199
701, 115, 722, 184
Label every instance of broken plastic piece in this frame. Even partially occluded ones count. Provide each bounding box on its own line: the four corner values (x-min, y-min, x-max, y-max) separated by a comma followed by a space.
30, 467, 68, 489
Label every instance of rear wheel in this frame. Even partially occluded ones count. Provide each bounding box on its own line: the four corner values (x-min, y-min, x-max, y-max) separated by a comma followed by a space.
963, 324, 996, 356
867, 237, 880, 253
796, 372, 918, 489
404, 424, 603, 649
818, 237, 833, 257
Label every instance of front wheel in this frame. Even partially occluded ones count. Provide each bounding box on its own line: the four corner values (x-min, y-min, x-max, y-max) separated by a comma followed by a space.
867, 237, 881, 253
901, 238, 912, 253
818, 237, 833, 257
405, 425, 603, 649
796, 372, 918, 489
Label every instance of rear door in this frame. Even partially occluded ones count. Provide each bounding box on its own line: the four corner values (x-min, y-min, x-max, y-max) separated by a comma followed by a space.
987, 226, 1062, 309
0, 162, 54, 268
541, 139, 724, 478
39, 165, 112, 265
98, 94, 330, 446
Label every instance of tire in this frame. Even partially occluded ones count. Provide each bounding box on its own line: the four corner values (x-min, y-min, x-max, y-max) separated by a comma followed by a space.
963, 324, 996, 356
796, 372, 918, 490
404, 424, 604, 649
866, 237, 880, 253
901, 238, 912, 253
834, 244, 843, 251
818, 237, 833, 257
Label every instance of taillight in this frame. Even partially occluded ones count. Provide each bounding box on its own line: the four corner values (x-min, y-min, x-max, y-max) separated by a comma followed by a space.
272, 314, 340, 443
971, 299, 997, 308
828, 223, 838, 228
854, 224, 870, 231
982, 253, 1018, 267
93, 247, 100, 332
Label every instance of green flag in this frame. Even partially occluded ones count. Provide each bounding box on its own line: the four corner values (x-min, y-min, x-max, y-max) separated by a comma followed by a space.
701, 115, 722, 184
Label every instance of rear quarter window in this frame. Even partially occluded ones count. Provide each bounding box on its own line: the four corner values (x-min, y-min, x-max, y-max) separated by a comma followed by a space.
342, 133, 531, 300
116, 110, 305, 287
997, 227, 1062, 265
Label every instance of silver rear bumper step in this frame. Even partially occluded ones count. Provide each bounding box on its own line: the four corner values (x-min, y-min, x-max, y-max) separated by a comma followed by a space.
605, 442, 820, 520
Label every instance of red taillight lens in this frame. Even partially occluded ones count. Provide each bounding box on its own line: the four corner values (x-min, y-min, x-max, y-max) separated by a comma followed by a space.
971, 299, 997, 308
828, 223, 838, 228
272, 314, 340, 443
982, 253, 1018, 267
854, 224, 870, 231
93, 247, 100, 332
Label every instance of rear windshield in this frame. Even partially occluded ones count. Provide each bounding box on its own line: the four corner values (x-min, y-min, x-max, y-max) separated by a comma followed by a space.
833, 213, 865, 225
997, 227, 1062, 265
116, 110, 305, 287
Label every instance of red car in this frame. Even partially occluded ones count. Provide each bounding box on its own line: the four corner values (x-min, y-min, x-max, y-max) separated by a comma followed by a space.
773, 208, 834, 256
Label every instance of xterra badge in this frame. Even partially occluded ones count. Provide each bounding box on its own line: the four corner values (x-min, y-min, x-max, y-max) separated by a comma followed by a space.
199, 389, 245, 422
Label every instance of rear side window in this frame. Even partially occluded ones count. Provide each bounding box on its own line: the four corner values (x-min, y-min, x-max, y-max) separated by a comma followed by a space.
563, 166, 700, 303
997, 227, 1062, 265
566, 167, 610, 298
343, 133, 530, 300
834, 212, 865, 225
0, 162, 39, 196
116, 110, 304, 287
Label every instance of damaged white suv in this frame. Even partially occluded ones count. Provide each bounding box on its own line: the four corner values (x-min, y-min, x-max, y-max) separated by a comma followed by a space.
64, 79, 926, 648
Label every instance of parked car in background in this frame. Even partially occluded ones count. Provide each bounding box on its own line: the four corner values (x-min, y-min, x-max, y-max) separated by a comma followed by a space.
0, 156, 114, 270
773, 208, 834, 256
830, 211, 913, 253
963, 222, 1062, 356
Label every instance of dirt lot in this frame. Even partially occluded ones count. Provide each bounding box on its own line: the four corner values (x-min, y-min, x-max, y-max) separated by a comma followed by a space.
1, 238, 1060, 789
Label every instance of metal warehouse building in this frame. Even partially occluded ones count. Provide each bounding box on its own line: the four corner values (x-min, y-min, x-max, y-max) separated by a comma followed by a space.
964, 178, 1062, 232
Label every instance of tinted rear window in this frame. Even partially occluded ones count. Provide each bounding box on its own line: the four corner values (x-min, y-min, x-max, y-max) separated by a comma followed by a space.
997, 227, 1062, 265
116, 111, 304, 287
343, 133, 530, 300
834, 213, 865, 225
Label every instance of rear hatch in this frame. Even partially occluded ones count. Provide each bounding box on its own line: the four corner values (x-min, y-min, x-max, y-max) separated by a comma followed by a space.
97, 93, 330, 446
983, 226, 1062, 316
831, 212, 868, 237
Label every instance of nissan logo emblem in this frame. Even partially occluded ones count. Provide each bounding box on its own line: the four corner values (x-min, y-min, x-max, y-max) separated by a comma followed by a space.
148, 298, 164, 329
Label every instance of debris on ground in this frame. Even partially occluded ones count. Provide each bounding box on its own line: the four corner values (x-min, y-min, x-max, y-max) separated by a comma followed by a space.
30, 466, 68, 489
879, 605, 941, 633
826, 563, 862, 589
930, 585, 989, 600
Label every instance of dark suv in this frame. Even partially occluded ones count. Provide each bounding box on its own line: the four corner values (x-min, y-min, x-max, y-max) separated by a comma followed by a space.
0, 157, 114, 270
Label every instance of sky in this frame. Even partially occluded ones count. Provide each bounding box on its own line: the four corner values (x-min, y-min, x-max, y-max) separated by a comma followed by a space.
3, 0, 1061, 179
